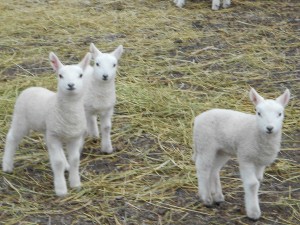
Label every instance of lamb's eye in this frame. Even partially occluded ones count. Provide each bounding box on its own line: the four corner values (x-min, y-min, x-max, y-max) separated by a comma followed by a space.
79, 74, 83, 78
96, 62, 100, 67
113, 63, 116, 67
59, 74, 63, 79
278, 113, 282, 117
257, 112, 261, 117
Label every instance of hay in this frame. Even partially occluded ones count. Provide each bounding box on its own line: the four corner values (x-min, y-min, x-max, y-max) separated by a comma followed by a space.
0, 0, 299, 224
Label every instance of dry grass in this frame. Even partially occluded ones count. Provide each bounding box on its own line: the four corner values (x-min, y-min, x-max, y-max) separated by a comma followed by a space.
0, 0, 299, 224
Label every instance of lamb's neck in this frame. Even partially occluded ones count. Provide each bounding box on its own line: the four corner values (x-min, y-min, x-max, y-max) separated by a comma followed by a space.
56, 93, 85, 115
91, 77, 115, 95
47, 93, 86, 139
255, 125, 282, 153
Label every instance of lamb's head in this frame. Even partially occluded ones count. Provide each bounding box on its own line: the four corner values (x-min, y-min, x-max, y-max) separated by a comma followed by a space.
90, 43, 123, 82
50, 52, 91, 95
249, 88, 290, 135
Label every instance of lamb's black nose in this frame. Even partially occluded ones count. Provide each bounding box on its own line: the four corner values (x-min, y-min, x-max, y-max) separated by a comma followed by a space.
266, 126, 273, 133
68, 83, 75, 88
103, 75, 108, 80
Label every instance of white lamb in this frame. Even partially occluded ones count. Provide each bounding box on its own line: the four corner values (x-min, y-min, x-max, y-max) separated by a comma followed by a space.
83, 43, 123, 153
2, 52, 91, 196
174, 0, 231, 10
193, 88, 290, 220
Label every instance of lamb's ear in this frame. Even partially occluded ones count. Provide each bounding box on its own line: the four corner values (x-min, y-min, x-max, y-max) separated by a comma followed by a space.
111, 45, 123, 60
78, 52, 91, 71
249, 88, 264, 106
90, 43, 102, 59
49, 52, 63, 72
276, 89, 290, 107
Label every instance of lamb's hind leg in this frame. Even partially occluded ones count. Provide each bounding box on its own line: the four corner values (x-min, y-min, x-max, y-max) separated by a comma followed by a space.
195, 151, 215, 206
210, 151, 230, 204
100, 109, 113, 153
66, 136, 84, 190
2, 125, 28, 172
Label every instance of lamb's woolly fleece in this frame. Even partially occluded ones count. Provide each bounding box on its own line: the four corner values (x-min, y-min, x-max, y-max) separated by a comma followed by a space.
83, 43, 123, 153
193, 88, 290, 220
2, 52, 91, 196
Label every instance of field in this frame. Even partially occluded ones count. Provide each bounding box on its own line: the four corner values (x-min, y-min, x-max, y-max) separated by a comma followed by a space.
0, 0, 299, 224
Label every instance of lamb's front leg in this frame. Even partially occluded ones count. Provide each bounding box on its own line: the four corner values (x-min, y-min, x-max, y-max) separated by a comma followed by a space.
212, 0, 221, 10
46, 134, 67, 197
223, 0, 231, 8
239, 162, 261, 220
66, 136, 84, 190
100, 109, 113, 153
174, 0, 185, 8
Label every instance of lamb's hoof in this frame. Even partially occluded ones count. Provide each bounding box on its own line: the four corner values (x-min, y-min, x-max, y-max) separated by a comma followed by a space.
70, 184, 81, 191
70, 178, 81, 189
212, 4, 220, 10
212, 193, 225, 203
101, 148, 114, 154
55, 189, 68, 197
202, 197, 214, 207
2, 163, 14, 173
101, 144, 113, 154
223, 3, 231, 9
3, 168, 13, 174
247, 209, 261, 221
204, 203, 214, 208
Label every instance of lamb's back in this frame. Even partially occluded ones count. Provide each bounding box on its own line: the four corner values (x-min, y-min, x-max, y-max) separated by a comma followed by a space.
194, 109, 255, 153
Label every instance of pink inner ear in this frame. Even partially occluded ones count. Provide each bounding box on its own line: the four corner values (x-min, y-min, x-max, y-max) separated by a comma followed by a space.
281, 92, 290, 106
51, 59, 59, 70
250, 92, 258, 104
250, 89, 262, 106
253, 95, 259, 104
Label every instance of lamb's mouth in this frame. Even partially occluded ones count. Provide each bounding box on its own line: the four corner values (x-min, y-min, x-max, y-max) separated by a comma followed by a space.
67, 87, 75, 91
266, 130, 273, 134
